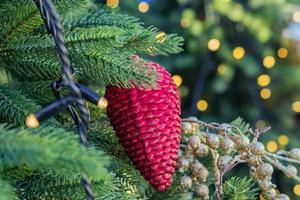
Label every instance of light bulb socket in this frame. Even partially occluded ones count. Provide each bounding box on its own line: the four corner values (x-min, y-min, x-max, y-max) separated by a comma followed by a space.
77, 83, 101, 105
25, 95, 74, 128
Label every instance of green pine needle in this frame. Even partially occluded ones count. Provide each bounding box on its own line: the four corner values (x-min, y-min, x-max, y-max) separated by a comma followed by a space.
230, 117, 250, 134
0, 178, 16, 200
0, 1, 183, 88
0, 86, 39, 126
222, 177, 259, 200
0, 126, 109, 179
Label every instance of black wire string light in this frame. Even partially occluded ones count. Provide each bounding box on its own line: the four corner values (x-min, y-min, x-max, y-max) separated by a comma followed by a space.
25, 0, 106, 199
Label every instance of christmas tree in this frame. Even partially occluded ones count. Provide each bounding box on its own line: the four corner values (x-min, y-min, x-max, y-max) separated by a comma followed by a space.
0, 0, 300, 200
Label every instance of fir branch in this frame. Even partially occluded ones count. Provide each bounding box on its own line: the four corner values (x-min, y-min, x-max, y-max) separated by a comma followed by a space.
0, 0, 91, 43
2, 37, 158, 88
76, 53, 158, 88
5, 26, 125, 51
15, 171, 115, 200
18, 172, 143, 200
0, 86, 39, 126
0, 1, 41, 43
5, 25, 183, 56
67, 9, 144, 30
0, 178, 16, 200
120, 28, 184, 56
0, 3, 183, 88
0, 126, 109, 180
10, 80, 56, 105
222, 177, 258, 200
230, 117, 250, 134
0, 51, 61, 81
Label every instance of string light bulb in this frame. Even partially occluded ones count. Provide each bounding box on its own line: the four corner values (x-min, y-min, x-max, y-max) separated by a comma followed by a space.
217, 64, 227, 75
232, 47, 245, 60
266, 140, 278, 152
293, 11, 300, 22
98, 97, 108, 109
263, 56, 276, 69
138, 1, 150, 13
278, 135, 289, 147
292, 101, 300, 113
257, 74, 271, 87
260, 88, 271, 100
106, 0, 119, 8
207, 39, 220, 51
277, 48, 288, 59
294, 184, 300, 196
190, 20, 202, 35
180, 9, 195, 28
180, 18, 190, 28
197, 100, 208, 111
172, 75, 183, 87
25, 114, 40, 128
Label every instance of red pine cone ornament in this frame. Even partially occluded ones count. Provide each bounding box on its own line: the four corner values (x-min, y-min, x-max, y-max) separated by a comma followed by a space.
105, 57, 181, 192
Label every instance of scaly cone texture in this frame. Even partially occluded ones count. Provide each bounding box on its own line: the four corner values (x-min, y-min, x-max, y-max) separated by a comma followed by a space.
105, 57, 181, 192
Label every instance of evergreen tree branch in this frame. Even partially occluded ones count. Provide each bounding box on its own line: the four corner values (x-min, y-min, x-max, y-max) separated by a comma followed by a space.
10, 80, 56, 105
67, 9, 144, 30
0, 86, 39, 126
0, 0, 91, 43
0, 178, 16, 200
222, 177, 258, 200
0, 126, 109, 186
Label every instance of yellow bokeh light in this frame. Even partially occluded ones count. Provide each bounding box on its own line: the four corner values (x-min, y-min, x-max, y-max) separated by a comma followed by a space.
190, 20, 202, 35
292, 101, 300, 113
263, 56, 276, 69
182, 9, 195, 21
207, 39, 220, 51
156, 32, 166, 43
232, 47, 245, 60
266, 140, 278, 153
138, 2, 150, 13
180, 18, 190, 28
260, 88, 271, 100
107, 0, 119, 8
172, 75, 183, 87
197, 100, 208, 111
257, 74, 271, 87
277, 48, 288, 59
278, 135, 289, 146
217, 64, 227, 75
294, 184, 300, 196
293, 11, 300, 22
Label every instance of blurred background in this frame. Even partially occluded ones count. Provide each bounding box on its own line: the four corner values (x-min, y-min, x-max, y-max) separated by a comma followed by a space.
112, 0, 300, 198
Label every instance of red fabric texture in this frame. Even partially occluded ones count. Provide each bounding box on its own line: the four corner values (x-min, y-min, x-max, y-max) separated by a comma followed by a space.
105, 58, 181, 192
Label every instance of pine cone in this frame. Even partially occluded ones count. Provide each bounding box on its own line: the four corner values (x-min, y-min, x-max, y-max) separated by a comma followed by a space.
105, 57, 181, 192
